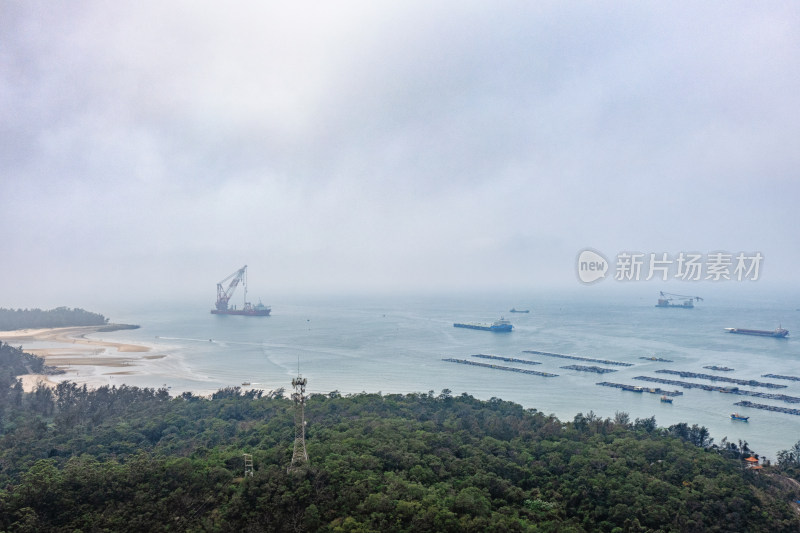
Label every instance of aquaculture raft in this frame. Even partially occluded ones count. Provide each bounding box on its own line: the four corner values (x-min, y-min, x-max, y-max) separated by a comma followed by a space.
634, 376, 800, 403
734, 400, 800, 416
597, 382, 682, 396
654, 370, 786, 389
470, 354, 541, 366
523, 350, 633, 367
442, 358, 558, 377
640, 356, 674, 362
762, 374, 800, 382
562, 365, 617, 374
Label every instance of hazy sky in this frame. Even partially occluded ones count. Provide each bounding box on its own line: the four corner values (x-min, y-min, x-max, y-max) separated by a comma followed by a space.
2, 2, 799, 308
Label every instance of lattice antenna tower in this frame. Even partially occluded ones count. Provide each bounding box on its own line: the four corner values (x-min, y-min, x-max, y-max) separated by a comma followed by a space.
243, 453, 253, 477
288, 355, 309, 471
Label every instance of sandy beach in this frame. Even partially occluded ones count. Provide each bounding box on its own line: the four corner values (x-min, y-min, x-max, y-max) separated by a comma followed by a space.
0, 325, 157, 392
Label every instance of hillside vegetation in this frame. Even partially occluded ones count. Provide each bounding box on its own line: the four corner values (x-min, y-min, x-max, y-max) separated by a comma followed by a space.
1, 345, 800, 531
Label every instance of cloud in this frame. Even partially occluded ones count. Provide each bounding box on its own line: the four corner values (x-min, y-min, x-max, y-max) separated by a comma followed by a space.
2, 2, 799, 306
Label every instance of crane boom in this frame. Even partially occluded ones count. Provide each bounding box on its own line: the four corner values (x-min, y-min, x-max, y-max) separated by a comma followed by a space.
659, 291, 703, 301
215, 265, 248, 311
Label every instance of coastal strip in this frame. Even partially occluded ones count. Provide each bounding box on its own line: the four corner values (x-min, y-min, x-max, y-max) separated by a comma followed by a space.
634, 376, 800, 404
522, 350, 633, 367
561, 365, 617, 374
470, 354, 541, 365
596, 381, 683, 396
654, 369, 786, 389
0, 325, 153, 392
733, 400, 800, 416
0, 325, 148, 353
442, 358, 558, 377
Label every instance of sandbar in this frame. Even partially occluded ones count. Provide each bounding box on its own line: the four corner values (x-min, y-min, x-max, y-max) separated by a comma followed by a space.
0, 325, 153, 392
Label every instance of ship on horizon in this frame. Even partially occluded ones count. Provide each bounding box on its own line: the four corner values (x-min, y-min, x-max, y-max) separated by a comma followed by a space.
211, 265, 271, 316
725, 326, 788, 338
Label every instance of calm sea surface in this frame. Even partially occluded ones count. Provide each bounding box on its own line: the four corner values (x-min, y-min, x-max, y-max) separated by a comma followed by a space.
52, 288, 800, 460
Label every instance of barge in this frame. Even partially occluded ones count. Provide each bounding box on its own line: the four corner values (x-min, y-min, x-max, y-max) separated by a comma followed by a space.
454, 318, 513, 332
725, 327, 789, 338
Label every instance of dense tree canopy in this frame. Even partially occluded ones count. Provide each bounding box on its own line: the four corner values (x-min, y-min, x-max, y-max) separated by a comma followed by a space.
1, 348, 800, 531
0, 307, 109, 330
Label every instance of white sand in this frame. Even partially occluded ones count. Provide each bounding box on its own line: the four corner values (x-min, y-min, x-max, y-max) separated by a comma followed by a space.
0, 325, 155, 392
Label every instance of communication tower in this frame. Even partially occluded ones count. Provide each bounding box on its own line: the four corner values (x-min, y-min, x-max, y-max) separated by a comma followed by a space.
288, 372, 309, 471
243, 453, 253, 477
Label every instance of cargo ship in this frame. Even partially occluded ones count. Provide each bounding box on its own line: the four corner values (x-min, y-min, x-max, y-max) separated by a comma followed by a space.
509, 308, 529, 313
725, 327, 788, 338
730, 413, 749, 421
211, 265, 271, 316
453, 317, 513, 332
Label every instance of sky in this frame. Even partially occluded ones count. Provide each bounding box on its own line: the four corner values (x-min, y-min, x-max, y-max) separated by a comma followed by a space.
2, 1, 799, 309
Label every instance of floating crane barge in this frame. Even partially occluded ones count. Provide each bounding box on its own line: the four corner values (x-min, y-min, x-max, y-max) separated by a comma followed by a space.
211, 265, 271, 316
655, 292, 703, 308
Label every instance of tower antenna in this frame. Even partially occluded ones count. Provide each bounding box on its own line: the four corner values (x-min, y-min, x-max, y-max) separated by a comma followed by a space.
243, 453, 253, 477
288, 361, 309, 471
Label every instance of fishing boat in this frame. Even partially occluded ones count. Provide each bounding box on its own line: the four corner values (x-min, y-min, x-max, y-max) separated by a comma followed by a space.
660, 395, 673, 403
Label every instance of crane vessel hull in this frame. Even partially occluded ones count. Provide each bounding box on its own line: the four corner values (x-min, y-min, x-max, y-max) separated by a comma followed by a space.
655, 300, 694, 308
211, 307, 270, 316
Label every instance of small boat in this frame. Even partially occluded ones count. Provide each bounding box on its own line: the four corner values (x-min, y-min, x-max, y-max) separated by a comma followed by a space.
730, 413, 749, 421
660, 395, 673, 403
242, 381, 251, 386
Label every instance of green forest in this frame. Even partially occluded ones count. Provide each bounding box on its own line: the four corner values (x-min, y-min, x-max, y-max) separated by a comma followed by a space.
2, 342, 800, 532
0, 307, 109, 330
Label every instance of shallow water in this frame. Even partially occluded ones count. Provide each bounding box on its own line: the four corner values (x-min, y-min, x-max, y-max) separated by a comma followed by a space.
32, 288, 800, 460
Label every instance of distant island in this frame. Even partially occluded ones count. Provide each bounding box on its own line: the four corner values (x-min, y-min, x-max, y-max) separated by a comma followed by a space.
0, 307, 138, 331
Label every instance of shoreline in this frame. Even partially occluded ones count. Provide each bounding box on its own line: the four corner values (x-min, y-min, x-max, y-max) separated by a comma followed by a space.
0, 325, 155, 392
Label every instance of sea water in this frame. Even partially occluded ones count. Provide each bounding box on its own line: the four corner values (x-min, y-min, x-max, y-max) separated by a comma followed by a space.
68, 288, 800, 460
